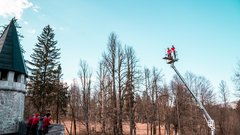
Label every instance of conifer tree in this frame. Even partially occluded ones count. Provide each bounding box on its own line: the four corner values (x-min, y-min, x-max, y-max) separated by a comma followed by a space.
28, 25, 60, 114
51, 64, 69, 123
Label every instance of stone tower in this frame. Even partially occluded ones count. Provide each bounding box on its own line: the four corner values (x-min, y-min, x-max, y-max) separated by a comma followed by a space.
0, 19, 27, 134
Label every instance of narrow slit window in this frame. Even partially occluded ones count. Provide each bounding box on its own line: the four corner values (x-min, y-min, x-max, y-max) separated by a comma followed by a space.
0, 71, 8, 81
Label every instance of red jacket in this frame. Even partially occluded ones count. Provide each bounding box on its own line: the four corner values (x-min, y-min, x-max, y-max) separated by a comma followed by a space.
32, 117, 40, 126
43, 117, 51, 127
167, 49, 172, 54
27, 116, 34, 127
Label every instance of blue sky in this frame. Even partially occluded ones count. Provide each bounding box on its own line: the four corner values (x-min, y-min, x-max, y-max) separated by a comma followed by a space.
0, 0, 240, 101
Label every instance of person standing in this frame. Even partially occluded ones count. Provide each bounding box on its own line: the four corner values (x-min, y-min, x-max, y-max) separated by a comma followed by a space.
171, 45, 176, 59
167, 48, 172, 60
26, 114, 35, 135
38, 116, 44, 135
42, 113, 51, 134
31, 113, 40, 135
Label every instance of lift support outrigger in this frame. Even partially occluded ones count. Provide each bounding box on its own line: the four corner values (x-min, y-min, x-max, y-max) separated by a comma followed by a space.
163, 46, 215, 135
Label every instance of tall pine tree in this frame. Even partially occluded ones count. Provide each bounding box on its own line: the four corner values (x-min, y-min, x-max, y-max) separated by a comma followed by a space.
52, 64, 69, 123
28, 25, 60, 114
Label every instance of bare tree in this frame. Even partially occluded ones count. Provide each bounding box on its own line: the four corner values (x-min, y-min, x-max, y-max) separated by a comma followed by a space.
156, 83, 169, 135
219, 80, 229, 108
235, 100, 240, 132
161, 84, 171, 135
91, 89, 99, 134
143, 67, 163, 135
218, 80, 229, 135
69, 79, 80, 135
78, 60, 92, 135
185, 72, 205, 135
171, 76, 184, 135
117, 44, 127, 135
143, 68, 151, 135
233, 61, 240, 97
96, 61, 109, 134
125, 46, 141, 135
151, 67, 163, 135
102, 33, 118, 135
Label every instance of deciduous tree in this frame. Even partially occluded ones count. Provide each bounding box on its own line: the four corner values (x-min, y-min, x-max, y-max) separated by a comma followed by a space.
78, 60, 92, 135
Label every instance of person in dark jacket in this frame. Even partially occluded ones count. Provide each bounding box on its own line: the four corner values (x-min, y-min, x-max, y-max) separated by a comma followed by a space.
38, 116, 44, 135
171, 45, 176, 59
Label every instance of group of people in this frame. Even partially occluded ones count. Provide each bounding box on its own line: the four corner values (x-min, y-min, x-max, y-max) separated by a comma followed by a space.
167, 45, 177, 60
26, 113, 51, 135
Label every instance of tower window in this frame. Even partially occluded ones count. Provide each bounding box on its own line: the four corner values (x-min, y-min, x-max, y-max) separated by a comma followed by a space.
0, 71, 8, 81
14, 72, 21, 82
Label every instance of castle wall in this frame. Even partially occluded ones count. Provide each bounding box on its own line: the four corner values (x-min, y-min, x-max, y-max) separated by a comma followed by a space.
0, 71, 26, 134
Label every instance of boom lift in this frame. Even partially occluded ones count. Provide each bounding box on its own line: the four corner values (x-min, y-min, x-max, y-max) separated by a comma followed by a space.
163, 46, 215, 135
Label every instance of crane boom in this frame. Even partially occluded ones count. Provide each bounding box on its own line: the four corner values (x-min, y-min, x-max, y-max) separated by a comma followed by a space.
171, 64, 215, 135
163, 46, 215, 135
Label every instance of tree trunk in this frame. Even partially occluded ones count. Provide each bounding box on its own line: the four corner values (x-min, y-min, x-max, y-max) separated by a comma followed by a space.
158, 120, 161, 135
176, 91, 181, 135
72, 107, 77, 135
56, 92, 59, 124
147, 122, 149, 135
101, 89, 106, 134
118, 93, 123, 135
70, 119, 72, 135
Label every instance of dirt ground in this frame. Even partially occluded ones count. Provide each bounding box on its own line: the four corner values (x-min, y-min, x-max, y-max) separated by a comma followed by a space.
61, 121, 165, 135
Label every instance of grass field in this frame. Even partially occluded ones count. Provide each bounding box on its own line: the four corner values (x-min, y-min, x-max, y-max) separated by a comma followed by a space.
61, 121, 166, 135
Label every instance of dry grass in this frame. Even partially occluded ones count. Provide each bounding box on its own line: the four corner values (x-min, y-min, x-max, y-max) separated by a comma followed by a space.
61, 120, 166, 135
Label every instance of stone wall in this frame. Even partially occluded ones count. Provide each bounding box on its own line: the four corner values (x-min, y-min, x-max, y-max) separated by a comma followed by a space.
46, 124, 64, 135
0, 71, 26, 134
0, 90, 25, 134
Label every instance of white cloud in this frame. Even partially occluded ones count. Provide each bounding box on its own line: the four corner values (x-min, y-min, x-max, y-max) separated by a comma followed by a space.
0, 0, 33, 19
32, 5, 40, 13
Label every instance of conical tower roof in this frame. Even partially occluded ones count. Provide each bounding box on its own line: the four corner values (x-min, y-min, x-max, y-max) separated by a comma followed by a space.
0, 19, 27, 75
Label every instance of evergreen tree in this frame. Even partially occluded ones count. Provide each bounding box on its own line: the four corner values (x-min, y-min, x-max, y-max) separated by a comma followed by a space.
53, 64, 69, 123
28, 25, 60, 114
